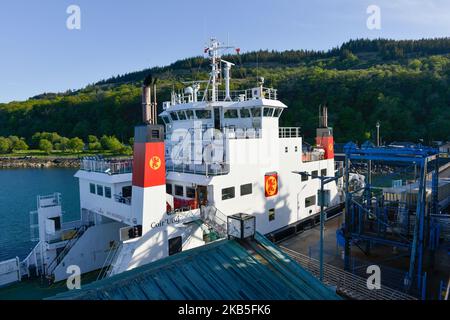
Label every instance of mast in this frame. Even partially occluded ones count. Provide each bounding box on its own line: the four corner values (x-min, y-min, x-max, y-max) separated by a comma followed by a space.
204, 38, 234, 102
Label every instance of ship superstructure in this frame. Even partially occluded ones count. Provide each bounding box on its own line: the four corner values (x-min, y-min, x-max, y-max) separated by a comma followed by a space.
0, 39, 339, 285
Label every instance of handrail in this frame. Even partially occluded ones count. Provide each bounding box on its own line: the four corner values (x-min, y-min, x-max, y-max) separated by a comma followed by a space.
280, 246, 417, 300
200, 205, 228, 237
46, 224, 88, 276
96, 241, 120, 281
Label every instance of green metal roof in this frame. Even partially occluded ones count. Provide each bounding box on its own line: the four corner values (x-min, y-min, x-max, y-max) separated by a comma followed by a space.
51, 234, 340, 300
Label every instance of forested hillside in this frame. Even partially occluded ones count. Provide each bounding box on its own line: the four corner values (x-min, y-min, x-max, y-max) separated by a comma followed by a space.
1, 38, 450, 145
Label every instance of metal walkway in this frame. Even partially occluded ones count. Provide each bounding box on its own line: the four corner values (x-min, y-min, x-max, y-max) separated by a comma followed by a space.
280, 246, 417, 300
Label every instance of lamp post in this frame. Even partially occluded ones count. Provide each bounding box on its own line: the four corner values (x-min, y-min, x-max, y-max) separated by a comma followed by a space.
293, 171, 340, 282
376, 121, 380, 147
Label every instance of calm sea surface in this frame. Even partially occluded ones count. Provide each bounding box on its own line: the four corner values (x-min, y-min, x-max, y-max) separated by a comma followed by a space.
0, 168, 79, 261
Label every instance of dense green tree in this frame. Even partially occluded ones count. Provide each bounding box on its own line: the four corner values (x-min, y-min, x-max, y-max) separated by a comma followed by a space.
0, 137, 12, 153
8, 136, 29, 151
100, 135, 124, 152
68, 137, 85, 152
39, 139, 53, 154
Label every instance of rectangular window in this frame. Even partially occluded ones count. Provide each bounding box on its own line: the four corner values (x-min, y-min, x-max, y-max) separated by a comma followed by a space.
195, 110, 212, 119
301, 174, 308, 182
166, 184, 173, 195
186, 187, 196, 199
305, 195, 316, 208
168, 236, 182, 256
239, 108, 251, 118
177, 111, 187, 120
185, 109, 195, 119
250, 107, 261, 117
222, 187, 235, 200
263, 107, 274, 117
312, 170, 318, 178
240, 183, 252, 196
161, 116, 171, 124
224, 109, 239, 118
105, 187, 112, 199
89, 183, 96, 194
269, 208, 275, 221
122, 186, 132, 198
170, 112, 179, 120
97, 185, 104, 196
175, 185, 184, 197
321, 169, 327, 177
273, 108, 283, 117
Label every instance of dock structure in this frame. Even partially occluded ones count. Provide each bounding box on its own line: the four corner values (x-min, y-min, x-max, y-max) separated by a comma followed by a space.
342, 142, 450, 297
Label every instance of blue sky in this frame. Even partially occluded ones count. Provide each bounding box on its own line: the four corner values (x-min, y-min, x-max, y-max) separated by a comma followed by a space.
0, 0, 449, 103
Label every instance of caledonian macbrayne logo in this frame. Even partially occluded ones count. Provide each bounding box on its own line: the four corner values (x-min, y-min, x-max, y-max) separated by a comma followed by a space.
149, 155, 161, 170
328, 143, 333, 152
265, 173, 278, 197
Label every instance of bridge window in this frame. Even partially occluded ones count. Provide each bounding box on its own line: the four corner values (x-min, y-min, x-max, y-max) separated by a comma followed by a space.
177, 111, 187, 120
301, 174, 308, 181
224, 109, 239, 118
222, 187, 235, 200
97, 185, 104, 196
185, 109, 195, 119
312, 170, 318, 178
175, 185, 184, 197
166, 184, 172, 195
263, 107, 274, 117
105, 187, 112, 199
321, 169, 327, 177
186, 187, 195, 199
89, 183, 95, 194
170, 112, 179, 121
240, 183, 252, 196
195, 110, 212, 119
305, 195, 316, 208
250, 107, 261, 117
239, 108, 251, 118
161, 115, 171, 124
273, 108, 283, 117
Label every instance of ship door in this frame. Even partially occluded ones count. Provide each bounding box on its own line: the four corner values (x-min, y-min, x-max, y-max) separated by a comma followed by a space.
214, 107, 222, 130
197, 185, 208, 206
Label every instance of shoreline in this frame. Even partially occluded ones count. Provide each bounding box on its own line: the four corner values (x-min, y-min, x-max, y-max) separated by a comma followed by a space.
0, 157, 81, 169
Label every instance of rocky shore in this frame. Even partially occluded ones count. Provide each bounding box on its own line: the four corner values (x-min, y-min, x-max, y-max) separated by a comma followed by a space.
0, 157, 81, 169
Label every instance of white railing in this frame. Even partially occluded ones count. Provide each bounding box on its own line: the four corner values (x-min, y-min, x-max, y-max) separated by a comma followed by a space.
168, 87, 278, 105
166, 161, 230, 176
223, 127, 262, 139
279, 127, 301, 138
37, 193, 61, 208
80, 158, 133, 175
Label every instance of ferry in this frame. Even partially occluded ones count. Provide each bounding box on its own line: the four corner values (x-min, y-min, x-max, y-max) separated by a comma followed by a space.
0, 39, 340, 286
